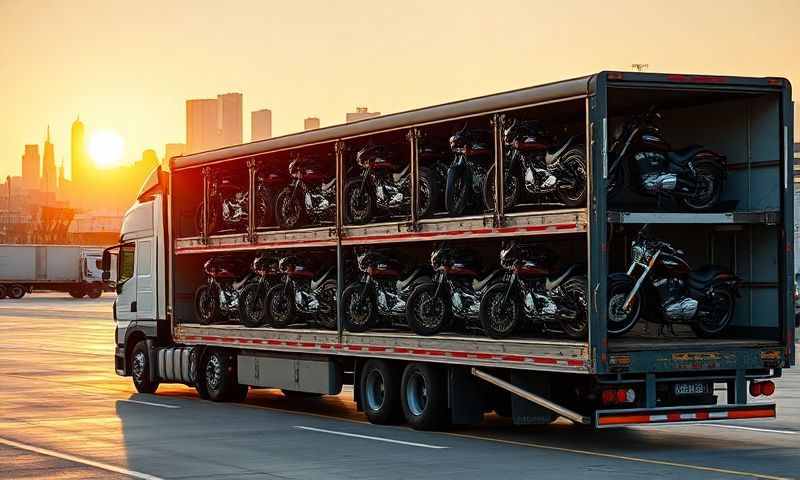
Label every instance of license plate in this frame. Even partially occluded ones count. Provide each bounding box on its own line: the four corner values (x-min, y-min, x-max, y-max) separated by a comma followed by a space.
673, 382, 709, 396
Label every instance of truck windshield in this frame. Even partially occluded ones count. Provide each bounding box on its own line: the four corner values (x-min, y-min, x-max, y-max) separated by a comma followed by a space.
118, 244, 135, 285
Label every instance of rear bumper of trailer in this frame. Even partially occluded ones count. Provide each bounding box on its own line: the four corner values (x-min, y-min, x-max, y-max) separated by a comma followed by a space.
595, 403, 776, 428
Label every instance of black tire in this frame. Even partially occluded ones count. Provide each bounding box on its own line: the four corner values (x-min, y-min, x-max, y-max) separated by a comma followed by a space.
239, 282, 267, 327
316, 280, 338, 330
445, 167, 469, 216
482, 164, 521, 213
342, 282, 376, 332
192, 349, 210, 400
406, 283, 450, 336
8, 284, 25, 299
360, 359, 402, 424
195, 202, 219, 235
401, 363, 448, 430
0, 285, 6, 299
255, 186, 274, 228
266, 283, 295, 328
607, 275, 641, 337
131, 340, 159, 394
479, 283, 521, 339
679, 162, 722, 211
416, 167, 441, 219
343, 178, 375, 225
691, 287, 735, 338
559, 276, 589, 340
281, 389, 324, 399
68, 288, 84, 299
275, 187, 305, 230
86, 286, 102, 299
203, 350, 243, 402
194, 284, 220, 325
555, 147, 587, 207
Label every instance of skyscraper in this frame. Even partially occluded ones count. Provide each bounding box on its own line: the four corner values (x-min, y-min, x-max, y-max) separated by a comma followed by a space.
164, 143, 186, 167
71, 116, 88, 185
251, 109, 272, 141
21, 144, 40, 190
346, 107, 380, 123
186, 93, 243, 153
41, 126, 57, 193
218, 93, 243, 147
304, 117, 320, 131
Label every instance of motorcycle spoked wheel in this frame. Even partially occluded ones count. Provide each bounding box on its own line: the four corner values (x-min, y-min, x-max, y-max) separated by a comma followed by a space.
266, 283, 296, 328
679, 163, 722, 211
445, 170, 470, 217
195, 202, 220, 236
607, 276, 641, 337
255, 188, 273, 229
343, 178, 375, 225
415, 167, 441, 219
691, 287, 735, 338
482, 164, 521, 213
406, 284, 450, 336
316, 280, 338, 330
194, 285, 221, 325
239, 282, 268, 327
274, 188, 305, 230
558, 276, 589, 340
478, 283, 521, 339
555, 148, 587, 208
342, 282, 376, 332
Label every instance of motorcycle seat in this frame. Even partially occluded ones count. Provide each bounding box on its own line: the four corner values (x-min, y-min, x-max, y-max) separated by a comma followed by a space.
687, 265, 726, 288
667, 145, 704, 166
472, 270, 500, 291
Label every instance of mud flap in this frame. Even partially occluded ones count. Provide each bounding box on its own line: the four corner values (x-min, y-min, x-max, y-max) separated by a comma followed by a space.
510, 371, 556, 425
448, 367, 485, 425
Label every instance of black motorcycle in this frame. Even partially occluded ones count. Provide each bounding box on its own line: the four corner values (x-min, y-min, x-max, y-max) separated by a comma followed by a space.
265, 255, 337, 329
195, 169, 282, 235
341, 249, 432, 332
405, 244, 501, 336
238, 253, 282, 327
478, 241, 588, 339
607, 107, 727, 210
607, 225, 739, 337
483, 116, 587, 211
274, 154, 336, 229
344, 142, 445, 224
194, 256, 254, 325
444, 124, 493, 216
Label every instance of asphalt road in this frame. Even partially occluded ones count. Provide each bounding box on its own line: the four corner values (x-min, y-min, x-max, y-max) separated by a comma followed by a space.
0, 293, 799, 480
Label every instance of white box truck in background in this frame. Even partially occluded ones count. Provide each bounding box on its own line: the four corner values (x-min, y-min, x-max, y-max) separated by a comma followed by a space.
0, 244, 111, 299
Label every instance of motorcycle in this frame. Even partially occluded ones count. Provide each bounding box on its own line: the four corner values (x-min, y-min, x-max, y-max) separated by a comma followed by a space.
194, 256, 254, 325
195, 169, 284, 235
478, 241, 588, 339
483, 116, 587, 211
607, 107, 727, 210
444, 124, 493, 216
238, 253, 282, 327
343, 141, 445, 224
274, 154, 336, 229
265, 254, 337, 329
607, 225, 739, 337
341, 249, 432, 332
405, 244, 501, 336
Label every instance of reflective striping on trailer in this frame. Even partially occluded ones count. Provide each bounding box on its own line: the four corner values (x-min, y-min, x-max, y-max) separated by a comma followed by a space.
597, 406, 776, 427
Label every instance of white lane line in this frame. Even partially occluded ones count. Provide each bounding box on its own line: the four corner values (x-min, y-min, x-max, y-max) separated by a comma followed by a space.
295, 426, 449, 449
0, 437, 164, 480
119, 399, 181, 409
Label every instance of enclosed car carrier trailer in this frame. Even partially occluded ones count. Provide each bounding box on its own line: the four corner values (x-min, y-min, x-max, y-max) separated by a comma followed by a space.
104, 71, 794, 429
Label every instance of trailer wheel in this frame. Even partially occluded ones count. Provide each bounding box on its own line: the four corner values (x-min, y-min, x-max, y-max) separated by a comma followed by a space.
360, 359, 402, 424
0, 285, 7, 299
86, 286, 102, 299
68, 288, 85, 298
203, 350, 243, 402
131, 340, 159, 394
8, 284, 25, 299
401, 363, 448, 430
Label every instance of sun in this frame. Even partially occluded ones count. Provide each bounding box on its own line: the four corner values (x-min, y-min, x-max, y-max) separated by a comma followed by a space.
88, 130, 125, 168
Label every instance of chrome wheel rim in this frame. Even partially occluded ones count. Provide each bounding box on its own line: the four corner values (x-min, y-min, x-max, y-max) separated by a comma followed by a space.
415, 291, 444, 330
132, 351, 146, 383
348, 185, 370, 222
488, 293, 515, 335
365, 370, 386, 412
206, 354, 222, 390
405, 372, 428, 417
348, 291, 372, 327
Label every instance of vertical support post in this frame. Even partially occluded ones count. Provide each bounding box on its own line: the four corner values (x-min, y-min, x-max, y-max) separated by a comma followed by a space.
246, 158, 257, 243
587, 75, 608, 374
728, 369, 747, 404
645, 373, 657, 408
334, 140, 345, 341
408, 128, 420, 230
779, 80, 795, 366
491, 114, 505, 226
201, 167, 210, 244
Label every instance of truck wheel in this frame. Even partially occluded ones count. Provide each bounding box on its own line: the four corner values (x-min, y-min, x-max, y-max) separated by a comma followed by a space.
360, 359, 402, 424
8, 284, 25, 299
401, 363, 448, 430
68, 288, 85, 298
203, 350, 243, 402
0, 285, 7, 299
131, 340, 159, 394
87, 286, 102, 299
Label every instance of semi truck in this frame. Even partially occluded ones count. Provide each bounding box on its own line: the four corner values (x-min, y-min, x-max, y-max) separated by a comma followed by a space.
0, 244, 109, 299
103, 71, 794, 429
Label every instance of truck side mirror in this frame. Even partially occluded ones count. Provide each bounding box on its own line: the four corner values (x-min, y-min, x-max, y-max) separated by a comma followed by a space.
101, 249, 113, 282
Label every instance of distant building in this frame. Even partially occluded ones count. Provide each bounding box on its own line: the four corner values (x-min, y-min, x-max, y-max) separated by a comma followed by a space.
41, 127, 57, 193
251, 109, 272, 141
186, 93, 243, 153
346, 106, 380, 123
164, 143, 186, 168
71, 116, 89, 185
21, 144, 40, 190
218, 93, 243, 147
304, 117, 320, 131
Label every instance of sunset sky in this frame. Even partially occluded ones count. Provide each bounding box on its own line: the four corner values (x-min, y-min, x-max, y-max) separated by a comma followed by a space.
1, 0, 798, 180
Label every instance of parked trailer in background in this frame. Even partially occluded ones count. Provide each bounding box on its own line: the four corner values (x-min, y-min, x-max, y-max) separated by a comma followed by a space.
0, 244, 110, 299
105, 71, 794, 430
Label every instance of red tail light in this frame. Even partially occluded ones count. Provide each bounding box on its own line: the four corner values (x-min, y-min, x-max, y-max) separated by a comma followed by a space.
749, 381, 762, 397
601, 390, 616, 405
615, 389, 628, 404
602, 388, 636, 406
760, 381, 775, 396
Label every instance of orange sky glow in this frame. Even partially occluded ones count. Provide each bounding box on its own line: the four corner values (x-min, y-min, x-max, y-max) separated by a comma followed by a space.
1, 0, 798, 180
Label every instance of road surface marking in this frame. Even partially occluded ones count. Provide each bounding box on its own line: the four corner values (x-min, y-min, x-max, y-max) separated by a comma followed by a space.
441, 431, 791, 480
0, 437, 164, 480
119, 399, 181, 409
295, 426, 449, 449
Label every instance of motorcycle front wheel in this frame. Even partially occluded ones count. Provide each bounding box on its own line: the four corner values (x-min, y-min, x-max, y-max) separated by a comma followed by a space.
416, 167, 441, 219
239, 282, 268, 327
691, 287, 735, 338
679, 162, 722, 211
406, 283, 450, 336
266, 283, 295, 328
559, 276, 588, 339
343, 178, 374, 224
482, 164, 521, 213
194, 285, 221, 325
255, 187, 273, 228
274, 187, 305, 230
555, 147, 587, 207
478, 283, 521, 339
445, 169, 469, 217
607, 275, 641, 336
342, 282, 376, 332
